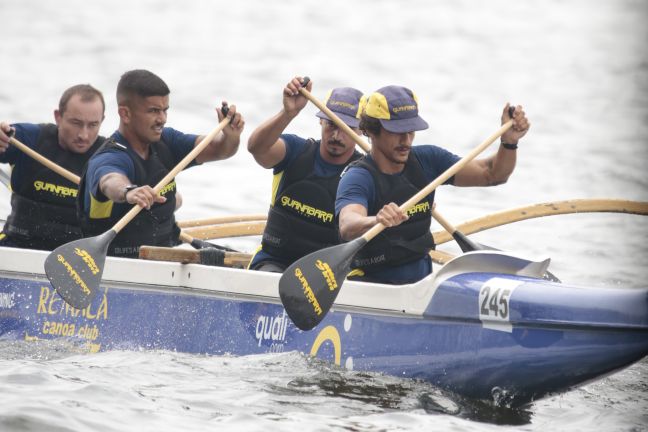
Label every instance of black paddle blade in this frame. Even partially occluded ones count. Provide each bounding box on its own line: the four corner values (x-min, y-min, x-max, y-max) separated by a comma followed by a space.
279, 237, 367, 331
190, 238, 237, 252
452, 230, 484, 253
44, 230, 116, 309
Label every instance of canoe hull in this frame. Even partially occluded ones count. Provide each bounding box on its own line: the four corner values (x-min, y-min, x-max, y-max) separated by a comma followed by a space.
1, 248, 647, 407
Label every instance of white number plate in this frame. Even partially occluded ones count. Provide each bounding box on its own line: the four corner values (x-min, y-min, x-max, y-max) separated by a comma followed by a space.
478, 278, 523, 332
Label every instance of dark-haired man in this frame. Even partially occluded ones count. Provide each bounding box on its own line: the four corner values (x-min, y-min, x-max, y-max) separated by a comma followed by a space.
336, 85, 530, 284
78, 69, 244, 258
247, 76, 364, 272
0, 84, 106, 250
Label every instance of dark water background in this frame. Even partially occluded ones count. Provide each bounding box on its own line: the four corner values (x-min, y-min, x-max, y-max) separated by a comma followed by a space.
0, 0, 646, 430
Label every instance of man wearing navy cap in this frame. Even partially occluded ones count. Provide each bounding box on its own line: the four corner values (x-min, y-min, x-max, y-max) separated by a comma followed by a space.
336, 85, 530, 284
247, 76, 364, 272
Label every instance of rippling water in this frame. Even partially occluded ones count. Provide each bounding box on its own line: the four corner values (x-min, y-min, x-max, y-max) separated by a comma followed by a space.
1, 341, 646, 432
0, 0, 647, 430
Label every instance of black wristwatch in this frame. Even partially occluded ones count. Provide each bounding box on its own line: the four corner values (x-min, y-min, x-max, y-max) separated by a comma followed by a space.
123, 184, 138, 202
501, 142, 518, 150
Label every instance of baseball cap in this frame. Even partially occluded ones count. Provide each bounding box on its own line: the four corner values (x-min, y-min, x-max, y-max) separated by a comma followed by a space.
363, 85, 429, 133
315, 87, 364, 128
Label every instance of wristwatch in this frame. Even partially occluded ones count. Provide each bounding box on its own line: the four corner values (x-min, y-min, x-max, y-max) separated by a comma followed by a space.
122, 184, 138, 202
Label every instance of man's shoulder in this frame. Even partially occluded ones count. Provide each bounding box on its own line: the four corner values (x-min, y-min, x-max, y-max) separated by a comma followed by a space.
340, 162, 373, 185
161, 126, 197, 143
280, 133, 311, 153
343, 156, 372, 174
273, 134, 312, 173
412, 144, 442, 155
161, 126, 182, 138
412, 144, 458, 164
88, 145, 131, 166
13, 122, 45, 142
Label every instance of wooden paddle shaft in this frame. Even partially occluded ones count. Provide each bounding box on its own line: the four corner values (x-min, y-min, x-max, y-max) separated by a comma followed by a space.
362, 119, 514, 242
139, 245, 251, 268
429, 249, 456, 265
301, 84, 481, 247
178, 232, 194, 243
5, 135, 242, 247
183, 220, 266, 239
432, 198, 648, 245
298, 82, 371, 153
112, 116, 230, 234
9, 137, 80, 184
431, 208, 458, 236
177, 213, 267, 228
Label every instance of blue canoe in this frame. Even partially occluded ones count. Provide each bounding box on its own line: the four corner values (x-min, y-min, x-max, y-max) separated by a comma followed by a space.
0, 246, 646, 407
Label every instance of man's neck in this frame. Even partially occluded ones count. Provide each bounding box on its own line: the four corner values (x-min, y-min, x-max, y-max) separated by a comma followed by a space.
118, 127, 150, 160
319, 146, 356, 166
370, 149, 406, 175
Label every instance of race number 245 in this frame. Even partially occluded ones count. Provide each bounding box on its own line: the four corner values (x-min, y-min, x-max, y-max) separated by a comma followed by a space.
480, 286, 511, 320
478, 278, 523, 329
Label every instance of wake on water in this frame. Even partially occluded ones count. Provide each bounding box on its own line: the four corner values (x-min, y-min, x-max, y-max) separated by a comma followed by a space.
0, 340, 646, 432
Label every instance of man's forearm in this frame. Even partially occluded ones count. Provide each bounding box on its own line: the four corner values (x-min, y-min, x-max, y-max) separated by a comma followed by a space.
248, 110, 295, 154
339, 207, 377, 241
485, 146, 517, 186
99, 173, 132, 203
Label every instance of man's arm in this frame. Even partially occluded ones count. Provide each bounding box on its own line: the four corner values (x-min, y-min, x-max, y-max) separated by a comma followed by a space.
87, 152, 164, 211
336, 167, 409, 241
194, 102, 245, 164
247, 77, 312, 169
339, 203, 408, 241
338, 203, 374, 241
99, 173, 165, 210
454, 104, 530, 187
0, 123, 41, 162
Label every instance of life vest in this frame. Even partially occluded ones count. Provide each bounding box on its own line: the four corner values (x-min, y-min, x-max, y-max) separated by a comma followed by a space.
2, 123, 104, 250
349, 154, 435, 270
77, 137, 179, 258
261, 139, 361, 263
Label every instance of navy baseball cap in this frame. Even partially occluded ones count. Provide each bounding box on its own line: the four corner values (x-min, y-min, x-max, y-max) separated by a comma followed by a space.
315, 87, 364, 128
363, 85, 429, 133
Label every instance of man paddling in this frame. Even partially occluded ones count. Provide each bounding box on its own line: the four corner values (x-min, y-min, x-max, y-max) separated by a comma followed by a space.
0, 84, 106, 250
336, 85, 530, 284
247, 77, 364, 272
78, 69, 244, 258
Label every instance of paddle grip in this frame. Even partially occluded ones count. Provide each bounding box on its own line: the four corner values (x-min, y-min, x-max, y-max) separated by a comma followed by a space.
221, 105, 229, 117
301, 76, 311, 87
508, 105, 516, 118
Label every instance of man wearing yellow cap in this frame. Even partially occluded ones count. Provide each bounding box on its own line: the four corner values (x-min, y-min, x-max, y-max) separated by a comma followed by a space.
336, 85, 530, 284
247, 77, 364, 272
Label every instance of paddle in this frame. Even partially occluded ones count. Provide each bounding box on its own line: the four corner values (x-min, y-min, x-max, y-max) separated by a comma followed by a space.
279, 118, 515, 330
7, 130, 236, 254
7, 133, 81, 183
182, 220, 266, 239
45, 109, 233, 309
178, 231, 237, 252
177, 213, 267, 228
299, 78, 518, 258
431, 208, 481, 252
139, 245, 251, 268
298, 77, 370, 153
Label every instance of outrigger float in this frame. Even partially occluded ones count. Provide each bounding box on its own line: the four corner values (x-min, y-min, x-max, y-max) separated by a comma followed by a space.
1, 244, 646, 407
